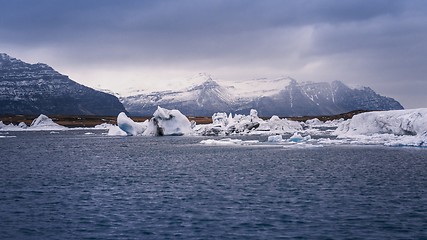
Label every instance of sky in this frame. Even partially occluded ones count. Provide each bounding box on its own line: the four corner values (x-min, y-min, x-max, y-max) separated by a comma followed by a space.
0, 0, 426, 108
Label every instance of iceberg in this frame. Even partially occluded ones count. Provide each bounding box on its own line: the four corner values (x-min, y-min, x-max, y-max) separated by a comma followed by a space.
94, 123, 115, 129
260, 115, 303, 134
288, 132, 309, 142
0, 115, 67, 131
194, 109, 303, 136
18, 122, 28, 129
143, 107, 193, 136
0, 122, 21, 131
107, 125, 128, 136
267, 135, 284, 142
117, 112, 147, 136
29, 114, 61, 129
334, 108, 427, 147
29, 114, 68, 130
114, 107, 193, 136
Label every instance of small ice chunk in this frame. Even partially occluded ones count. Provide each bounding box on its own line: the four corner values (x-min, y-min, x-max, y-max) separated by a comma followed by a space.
107, 125, 128, 136
289, 133, 311, 142
267, 135, 283, 142
200, 138, 259, 145
18, 122, 28, 129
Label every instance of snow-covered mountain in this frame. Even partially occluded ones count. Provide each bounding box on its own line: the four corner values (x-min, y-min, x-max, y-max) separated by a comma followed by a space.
121, 73, 403, 116
122, 73, 235, 116
0, 53, 126, 115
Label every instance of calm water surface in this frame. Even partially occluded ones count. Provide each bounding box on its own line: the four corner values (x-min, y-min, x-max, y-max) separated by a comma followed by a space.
0, 131, 426, 239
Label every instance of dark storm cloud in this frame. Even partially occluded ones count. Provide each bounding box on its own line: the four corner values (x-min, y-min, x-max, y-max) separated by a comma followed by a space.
0, 0, 426, 107
0, 0, 402, 42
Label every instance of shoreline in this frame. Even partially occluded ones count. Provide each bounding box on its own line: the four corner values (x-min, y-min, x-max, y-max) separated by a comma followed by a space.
0, 110, 368, 128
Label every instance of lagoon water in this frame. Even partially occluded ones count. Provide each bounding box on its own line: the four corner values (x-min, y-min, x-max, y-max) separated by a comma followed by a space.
1, 130, 426, 239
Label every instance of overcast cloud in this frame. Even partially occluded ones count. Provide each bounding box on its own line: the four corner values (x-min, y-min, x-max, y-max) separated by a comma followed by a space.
0, 0, 426, 107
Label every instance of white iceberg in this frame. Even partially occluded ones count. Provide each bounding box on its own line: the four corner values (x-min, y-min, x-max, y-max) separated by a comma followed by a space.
260, 115, 303, 134
117, 112, 147, 136
194, 109, 303, 136
4, 114, 68, 131
305, 118, 324, 126
212, 112, 229, 127
334, 108, 427, 147
267, 135, 284, 142
29, 114, 67, 130
143, 107, 193, 136
94, 123, 115, 129
18, 122, 28, 129
0, 122, 20, 131
115, 107, 193, 136
107, 125, 128, 136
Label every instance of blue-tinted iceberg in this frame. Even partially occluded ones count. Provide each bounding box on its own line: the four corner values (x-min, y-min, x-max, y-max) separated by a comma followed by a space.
117, 112, 147, 136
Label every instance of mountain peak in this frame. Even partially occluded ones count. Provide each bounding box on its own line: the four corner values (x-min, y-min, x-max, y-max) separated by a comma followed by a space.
0, 53, 11, 60
189, 72, 213, 83
0, 53, 18, 63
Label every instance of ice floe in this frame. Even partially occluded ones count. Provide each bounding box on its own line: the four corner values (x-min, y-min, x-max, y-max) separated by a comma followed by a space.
200, 138, 260, 146
200, 134, 322, 149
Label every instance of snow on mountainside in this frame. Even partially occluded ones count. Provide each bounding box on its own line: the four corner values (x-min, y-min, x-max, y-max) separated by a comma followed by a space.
0, 53, 126, 115
122, 73, 236, 116
121, 73, 403, 117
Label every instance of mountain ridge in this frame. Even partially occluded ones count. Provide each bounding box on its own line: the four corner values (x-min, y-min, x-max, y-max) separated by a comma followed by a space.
0, 53, 126, 116
121, 74, 403, 116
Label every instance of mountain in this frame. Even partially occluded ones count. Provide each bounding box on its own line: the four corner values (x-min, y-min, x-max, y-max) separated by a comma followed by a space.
122, 73, 235, 116
121, 74, 403, 117
0, 53, 126, 115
